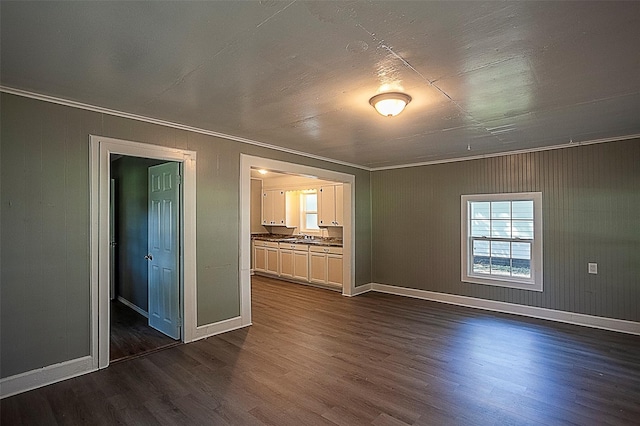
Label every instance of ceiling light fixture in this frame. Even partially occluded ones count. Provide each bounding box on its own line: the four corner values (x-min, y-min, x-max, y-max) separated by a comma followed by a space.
258, 169, 268, 175
369, 92, 412, 117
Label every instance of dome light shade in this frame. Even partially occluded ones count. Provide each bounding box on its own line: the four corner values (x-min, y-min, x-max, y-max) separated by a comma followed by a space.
369, 92, 412, 117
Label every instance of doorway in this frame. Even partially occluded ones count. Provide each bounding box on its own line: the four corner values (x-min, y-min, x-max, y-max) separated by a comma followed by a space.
90, 135, 198, 370
109, 156, 181, 362
239, 153, 356, 322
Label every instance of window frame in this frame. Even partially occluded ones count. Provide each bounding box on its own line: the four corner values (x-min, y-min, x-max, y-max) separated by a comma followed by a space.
300, 190, 321, 235
461, 192, 543, 292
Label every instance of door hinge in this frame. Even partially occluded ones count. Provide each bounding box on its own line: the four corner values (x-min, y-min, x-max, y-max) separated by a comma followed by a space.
176, 174, 182, 185
176, 317, 182, 327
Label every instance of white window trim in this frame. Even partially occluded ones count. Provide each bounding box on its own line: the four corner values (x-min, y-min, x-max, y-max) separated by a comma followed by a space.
461, 192, 543, 292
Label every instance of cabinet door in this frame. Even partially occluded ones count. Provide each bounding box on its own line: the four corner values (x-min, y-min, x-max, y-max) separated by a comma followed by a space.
262, 191, 272, 225
266, 247, 279, 275
327, 254, 343, 286
254, 246, 267, 272
309, 251, 326, 284
318, 185, 335, 226
292, 251, 309, 281
334, 184, 343, 226
272, 190, 286, 225
280, 249, 294, 278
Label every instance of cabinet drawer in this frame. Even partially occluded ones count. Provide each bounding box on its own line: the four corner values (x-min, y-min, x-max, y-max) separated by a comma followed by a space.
253, 240, 279, 248
279, 243, 309, 251
309, 245, 342, 255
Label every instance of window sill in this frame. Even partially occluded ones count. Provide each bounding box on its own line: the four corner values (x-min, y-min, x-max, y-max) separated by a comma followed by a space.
462, 275, 543, 292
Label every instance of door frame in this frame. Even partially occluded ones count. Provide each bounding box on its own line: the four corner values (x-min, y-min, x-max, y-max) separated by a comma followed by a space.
90, 135, 197, 369
239, 154, 356, 304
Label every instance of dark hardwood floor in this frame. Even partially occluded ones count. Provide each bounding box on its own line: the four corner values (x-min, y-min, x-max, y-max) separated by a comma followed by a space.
3, 275, 640, 425
110, 299, 180, 363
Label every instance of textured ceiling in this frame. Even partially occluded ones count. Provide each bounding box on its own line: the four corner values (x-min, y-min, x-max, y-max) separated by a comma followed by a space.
1, 1, 639, 169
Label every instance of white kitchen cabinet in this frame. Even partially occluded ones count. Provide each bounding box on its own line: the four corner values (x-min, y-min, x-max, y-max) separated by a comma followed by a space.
318, 184, 343, 227
279, 243, 309, 281
293, 250, 310, 281
262, 189, 298, 227
262, 189, 286, 226
327, 253, 343, 287
308, 245, 343, 287
264, 241, 280, 275
253, 240, 267, 273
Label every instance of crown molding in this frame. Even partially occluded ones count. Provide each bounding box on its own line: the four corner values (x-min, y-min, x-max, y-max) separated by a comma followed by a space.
2, 86, 637, 173
369, 133, 640, 171
0, 86, 370, 171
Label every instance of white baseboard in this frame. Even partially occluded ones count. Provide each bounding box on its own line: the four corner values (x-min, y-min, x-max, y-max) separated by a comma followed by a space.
191, 316, 251, 342
366, 283, 640, 335
117, 296, 148, 318
5, 283, 637, 400
2, 315, 252, 398
0, 356, 95, 399
347, 283, 372, 297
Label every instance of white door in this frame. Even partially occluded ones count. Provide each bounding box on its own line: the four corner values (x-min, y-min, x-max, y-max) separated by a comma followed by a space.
147, 162, 181, 339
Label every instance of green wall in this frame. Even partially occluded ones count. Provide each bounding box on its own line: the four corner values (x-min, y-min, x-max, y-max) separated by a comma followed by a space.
2, 89, 636, 381
0, 93, 371, 378
372, 139, 640, 322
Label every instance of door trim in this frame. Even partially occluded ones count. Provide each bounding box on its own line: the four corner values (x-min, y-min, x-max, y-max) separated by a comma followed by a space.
90, 135, 197, 369
239, 154, 356, 304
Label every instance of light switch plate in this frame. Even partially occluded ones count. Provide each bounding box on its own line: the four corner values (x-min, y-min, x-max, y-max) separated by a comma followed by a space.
588, 263, 598, 274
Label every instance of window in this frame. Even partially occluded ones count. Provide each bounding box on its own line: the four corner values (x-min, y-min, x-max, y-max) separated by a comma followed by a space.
461, 192, 543, 291
300, 191, 320, 233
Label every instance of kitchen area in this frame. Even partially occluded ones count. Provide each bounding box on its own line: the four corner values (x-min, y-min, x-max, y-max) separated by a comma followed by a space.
251, 168, 345, 291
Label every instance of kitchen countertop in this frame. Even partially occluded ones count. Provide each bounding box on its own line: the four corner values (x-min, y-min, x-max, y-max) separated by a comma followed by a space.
251, 234, 343, 247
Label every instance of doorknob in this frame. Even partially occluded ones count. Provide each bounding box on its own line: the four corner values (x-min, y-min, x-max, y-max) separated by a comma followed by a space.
144, 254, 153, 261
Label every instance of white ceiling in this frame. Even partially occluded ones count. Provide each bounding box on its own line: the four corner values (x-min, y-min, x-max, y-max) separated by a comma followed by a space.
2, 1, 639, 169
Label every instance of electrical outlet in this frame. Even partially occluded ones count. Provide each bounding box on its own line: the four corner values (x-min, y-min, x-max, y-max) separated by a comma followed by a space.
588, 263, 598, 274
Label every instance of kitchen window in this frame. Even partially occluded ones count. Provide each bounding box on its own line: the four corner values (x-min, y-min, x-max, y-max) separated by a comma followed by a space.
461, 192, 543, 291
300, 191, 320, 233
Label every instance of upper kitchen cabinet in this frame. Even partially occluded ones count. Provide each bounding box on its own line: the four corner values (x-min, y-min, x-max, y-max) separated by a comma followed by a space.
262, 189, 286, 226
262, 189, 297, 227
318, 184, 343, 227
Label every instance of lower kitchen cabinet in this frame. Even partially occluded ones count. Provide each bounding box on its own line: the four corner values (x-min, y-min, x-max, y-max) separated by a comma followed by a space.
253, 240, 280, 275
327, 254, 343, 287
253, 239, 342, 289
253, 240, 267, 273
309, 246, 343, 287
279, 243, 309, 281
265, 242, 280, 275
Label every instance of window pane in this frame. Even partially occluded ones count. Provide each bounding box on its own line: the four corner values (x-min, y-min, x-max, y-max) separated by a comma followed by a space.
512, 242, 531, 278
491, 201, 511, 219
305, 213, 319, 230
305, 194, 317, 211
491, 258, 511, 275
512, 220, 534, 239
491, 219, 511, 238
490, 241, 511, 276
472, 240, 490, 274
471, 202, 490, 219
473, 240, 490, 256
471, 220, 490, 237
512, 200, 533, 219
512, 242, 531, 260
491, 241, 510, 258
